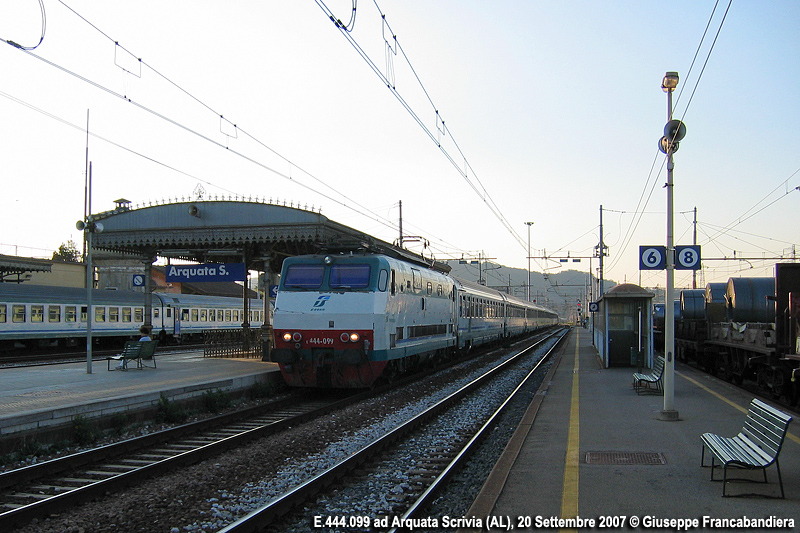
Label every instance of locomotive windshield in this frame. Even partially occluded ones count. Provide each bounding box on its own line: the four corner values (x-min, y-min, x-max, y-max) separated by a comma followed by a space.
330, 264, 371, 289
281, 259, 377, 292
283, 264, 325, 289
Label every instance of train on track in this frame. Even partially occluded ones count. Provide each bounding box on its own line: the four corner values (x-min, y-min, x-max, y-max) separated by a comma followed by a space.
0, 284, 264, 351
270, 252, 559, 388
657, 263, 800, 406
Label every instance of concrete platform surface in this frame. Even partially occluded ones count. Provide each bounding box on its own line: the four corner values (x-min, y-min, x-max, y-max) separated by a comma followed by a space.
465, 327, 799, 532
0, 351, 280, 439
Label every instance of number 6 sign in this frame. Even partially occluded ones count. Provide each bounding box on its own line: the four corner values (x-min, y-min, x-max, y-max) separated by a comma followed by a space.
639, 246, 666, 270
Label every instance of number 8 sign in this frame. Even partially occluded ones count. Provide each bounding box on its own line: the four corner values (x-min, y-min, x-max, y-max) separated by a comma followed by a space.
676, 245, 701, 270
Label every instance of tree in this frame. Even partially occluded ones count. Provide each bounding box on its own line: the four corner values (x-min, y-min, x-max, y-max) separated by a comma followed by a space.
52, 240, 81, 263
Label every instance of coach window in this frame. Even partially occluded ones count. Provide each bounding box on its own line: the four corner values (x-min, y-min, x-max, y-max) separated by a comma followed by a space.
191, 309, 199, 322
134, 308, 144, 322
427, 282, 433, 295
123, 307, 132, 322
209, 310, 216, 322
225, 310, 231, 322
153, 308, 160, 321
95, 307, 106, 323
31, 305, 44, 323
12, 304, 26, 322
217, 310, 224, 321
200, 309, 208, 321
12, 304, 26, 323
378, 269, 389, 292
109, 307, 119, 323
0, 304, 6, 323
48, 305, 61, 323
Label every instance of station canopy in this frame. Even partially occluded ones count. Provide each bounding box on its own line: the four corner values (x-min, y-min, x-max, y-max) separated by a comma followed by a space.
0, 254, 52, 283
88, 199, 449, 274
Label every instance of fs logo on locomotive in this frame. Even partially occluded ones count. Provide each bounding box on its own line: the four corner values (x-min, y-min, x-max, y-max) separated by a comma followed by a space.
312, 295, 330, 311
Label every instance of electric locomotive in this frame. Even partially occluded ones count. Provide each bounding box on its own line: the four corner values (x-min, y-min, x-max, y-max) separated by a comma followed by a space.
271, 253, 558, 388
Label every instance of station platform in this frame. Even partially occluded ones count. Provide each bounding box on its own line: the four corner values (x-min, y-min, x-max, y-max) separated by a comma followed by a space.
0, 351, 281, 446
464, 327, 800, 531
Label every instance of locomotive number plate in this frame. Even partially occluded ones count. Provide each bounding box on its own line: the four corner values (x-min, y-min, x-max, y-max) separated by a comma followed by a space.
308, 337, 334, 345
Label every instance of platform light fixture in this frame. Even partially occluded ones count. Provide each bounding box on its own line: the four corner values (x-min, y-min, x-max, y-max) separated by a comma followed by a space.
660, 70, 683, 421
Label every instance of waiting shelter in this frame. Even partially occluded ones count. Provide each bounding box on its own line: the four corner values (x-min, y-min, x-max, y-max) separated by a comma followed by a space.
593, 283, 655, 368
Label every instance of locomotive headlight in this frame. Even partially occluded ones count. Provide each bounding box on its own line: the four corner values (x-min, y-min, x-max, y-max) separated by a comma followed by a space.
282, 332, 292, 342
349, 332, 360, 343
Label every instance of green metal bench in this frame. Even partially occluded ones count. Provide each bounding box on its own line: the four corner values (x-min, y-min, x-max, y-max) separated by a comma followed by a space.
701, 398, 793, 498
632, 356, 664, 395
107, 340, 159, 370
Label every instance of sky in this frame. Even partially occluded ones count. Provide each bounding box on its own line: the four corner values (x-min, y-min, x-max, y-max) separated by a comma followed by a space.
1, 1, 798, 291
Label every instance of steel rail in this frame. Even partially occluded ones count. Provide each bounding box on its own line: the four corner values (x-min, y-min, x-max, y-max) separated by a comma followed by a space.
390, 327, 571, 530
218, 327, 570, 533
0, 392, 365, 528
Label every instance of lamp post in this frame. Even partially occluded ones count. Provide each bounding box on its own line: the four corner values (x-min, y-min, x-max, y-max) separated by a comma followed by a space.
525, 222, 534, 301
661, 71, 679, 420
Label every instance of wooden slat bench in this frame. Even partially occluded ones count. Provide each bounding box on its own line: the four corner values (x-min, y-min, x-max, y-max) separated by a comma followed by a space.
700, 398, 793, 498
107, 340, 159, 370
632, 356, 665, 395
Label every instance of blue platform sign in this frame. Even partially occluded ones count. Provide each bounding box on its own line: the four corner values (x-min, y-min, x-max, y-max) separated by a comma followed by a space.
165, 263, 246, 282
639, 246, 666, 270
676, 245, 701, 270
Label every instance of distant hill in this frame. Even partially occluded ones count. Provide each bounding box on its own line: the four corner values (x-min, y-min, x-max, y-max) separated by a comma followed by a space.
443, 260, 617, 319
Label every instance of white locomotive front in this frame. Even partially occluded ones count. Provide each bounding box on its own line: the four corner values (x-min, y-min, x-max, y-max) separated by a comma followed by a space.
271, 253, 456, 387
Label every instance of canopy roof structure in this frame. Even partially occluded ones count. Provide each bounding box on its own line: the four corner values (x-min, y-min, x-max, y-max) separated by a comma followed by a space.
0, 254, 52, 283
88, 199, 449, 274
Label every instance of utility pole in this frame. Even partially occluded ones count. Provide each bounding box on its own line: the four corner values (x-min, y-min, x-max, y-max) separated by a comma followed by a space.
525, 222, 534, 301
692, 206, 697, 289
597, 205, 607, 297
398, 200, 403, 249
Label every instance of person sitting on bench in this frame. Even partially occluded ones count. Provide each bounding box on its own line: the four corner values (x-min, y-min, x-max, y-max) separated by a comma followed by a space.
116, 325, 152, 369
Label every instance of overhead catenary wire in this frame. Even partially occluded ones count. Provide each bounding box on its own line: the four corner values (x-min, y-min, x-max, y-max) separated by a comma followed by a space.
605, 0, 734, 276
314, 0, 528, 251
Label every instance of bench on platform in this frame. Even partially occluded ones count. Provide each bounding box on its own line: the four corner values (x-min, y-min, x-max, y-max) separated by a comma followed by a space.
107, 340, 159, 371
632, 356, 664, 395
701, 398, 793, 498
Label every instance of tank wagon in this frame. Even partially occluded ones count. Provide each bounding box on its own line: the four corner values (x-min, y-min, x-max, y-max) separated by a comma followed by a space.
0, 284, 263, 351
674, 263, 800, 405
271, 253, 558, 388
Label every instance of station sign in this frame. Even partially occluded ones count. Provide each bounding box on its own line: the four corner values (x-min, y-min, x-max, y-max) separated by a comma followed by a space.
132, 274, 145, 287
165, 263, 246, 282
675, 245, 701, 270
639, 245, 701, 270
588, 302, 599, 313
639, 246, 666, 270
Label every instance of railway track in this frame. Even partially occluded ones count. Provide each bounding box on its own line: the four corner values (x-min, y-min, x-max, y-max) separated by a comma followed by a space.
217, 327, 570, 532
0, 390, 364, 529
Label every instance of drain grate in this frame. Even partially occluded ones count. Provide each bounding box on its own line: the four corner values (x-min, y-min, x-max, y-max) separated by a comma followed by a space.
585, 451, 666, 465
